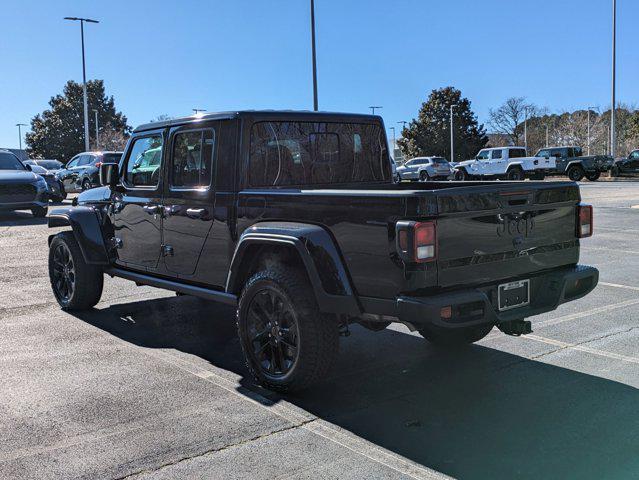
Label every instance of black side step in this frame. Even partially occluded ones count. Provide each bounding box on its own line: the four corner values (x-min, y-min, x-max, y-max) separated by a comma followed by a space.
105, 267, 237, 306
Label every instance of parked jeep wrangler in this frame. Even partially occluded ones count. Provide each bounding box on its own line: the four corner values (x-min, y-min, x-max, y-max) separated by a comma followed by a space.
47, 111, 598, 391
535, 146, 614, 181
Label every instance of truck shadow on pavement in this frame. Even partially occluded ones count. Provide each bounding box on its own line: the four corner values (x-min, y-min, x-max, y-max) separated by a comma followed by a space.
73, 295, 639, 480
0, 211, 48, 226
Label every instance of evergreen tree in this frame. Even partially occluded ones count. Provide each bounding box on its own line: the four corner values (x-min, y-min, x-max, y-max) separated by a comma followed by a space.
26, 80, 130, 162
398, 87, 488, 162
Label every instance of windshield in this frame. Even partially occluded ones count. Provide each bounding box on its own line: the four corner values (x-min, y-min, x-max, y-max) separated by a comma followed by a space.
476, 150, 490, 160
37, 160, 62, 169
0, 152, 25, 171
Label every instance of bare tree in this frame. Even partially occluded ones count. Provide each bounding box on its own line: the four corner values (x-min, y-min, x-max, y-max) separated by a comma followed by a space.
488, 97, 540, 146
99, 124, 129, 151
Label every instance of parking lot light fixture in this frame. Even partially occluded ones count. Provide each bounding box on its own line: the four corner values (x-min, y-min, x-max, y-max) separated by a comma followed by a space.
64, 17, 99, 152
369, 106, 382, 115
587, 106, 595, 156
310, 0, 318, 111
450, 105, 457, 162
16, 123, 27, 151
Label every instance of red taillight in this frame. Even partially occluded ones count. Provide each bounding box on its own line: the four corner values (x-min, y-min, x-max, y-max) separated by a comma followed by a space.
577, 204, 593, 238
396, 220, 437, 263
94, 162, 102, 168
414, 221, 436, 262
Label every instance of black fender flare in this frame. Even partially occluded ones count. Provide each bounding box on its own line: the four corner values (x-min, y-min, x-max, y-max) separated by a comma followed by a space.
48, 206, 110, 265
226, 222, 361, 316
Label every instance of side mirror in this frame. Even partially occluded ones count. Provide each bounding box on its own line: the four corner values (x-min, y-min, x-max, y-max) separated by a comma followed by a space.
100, 163, 120, 188
25, 164, 32, 171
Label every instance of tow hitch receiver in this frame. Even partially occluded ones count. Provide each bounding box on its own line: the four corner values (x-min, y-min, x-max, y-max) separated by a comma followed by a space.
498, 319, 532, 336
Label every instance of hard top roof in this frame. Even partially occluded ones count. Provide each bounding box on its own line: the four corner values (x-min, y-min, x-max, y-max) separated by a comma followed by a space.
133, 110, 382, 133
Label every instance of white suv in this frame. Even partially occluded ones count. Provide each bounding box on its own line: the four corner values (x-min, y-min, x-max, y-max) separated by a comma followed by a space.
453, 147, 555, 180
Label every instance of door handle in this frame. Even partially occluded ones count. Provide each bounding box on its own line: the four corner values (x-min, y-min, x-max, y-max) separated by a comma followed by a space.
164, 205, 181, 216
143, 205, 162, 215
186, 208, 207, 219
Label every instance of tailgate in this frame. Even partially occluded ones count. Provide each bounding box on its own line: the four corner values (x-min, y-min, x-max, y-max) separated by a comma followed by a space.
434, 183, 580, 288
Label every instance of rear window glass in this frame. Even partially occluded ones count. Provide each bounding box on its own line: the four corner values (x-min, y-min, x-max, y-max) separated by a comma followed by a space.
432, 157, 447, 164
248, 121, 390, 187
102, 153, 122, 164
509, 149, 526, 158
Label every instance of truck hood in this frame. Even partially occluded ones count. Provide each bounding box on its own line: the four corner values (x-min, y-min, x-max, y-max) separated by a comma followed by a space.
77, 185, 112, 204
0, 170, 39, 184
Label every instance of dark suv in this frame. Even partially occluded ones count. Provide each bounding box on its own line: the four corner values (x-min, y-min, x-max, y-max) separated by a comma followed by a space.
57, 151, 122, 193
47, 111, 598, 391
0, 149, 49, 217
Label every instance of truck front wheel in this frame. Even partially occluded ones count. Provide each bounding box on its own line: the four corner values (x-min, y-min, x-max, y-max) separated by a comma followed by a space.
237, 267, 339, 392
454, 169, 468, 181
49, 231, 104, 310
418, 323, 493, 347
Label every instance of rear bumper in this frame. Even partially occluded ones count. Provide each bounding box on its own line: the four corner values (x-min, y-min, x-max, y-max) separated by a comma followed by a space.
364, 265, 598, 330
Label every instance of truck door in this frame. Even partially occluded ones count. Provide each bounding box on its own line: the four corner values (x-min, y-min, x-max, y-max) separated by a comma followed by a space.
489, 149, 506, 174
161, 125, 217, 276
111, 131, 165, 270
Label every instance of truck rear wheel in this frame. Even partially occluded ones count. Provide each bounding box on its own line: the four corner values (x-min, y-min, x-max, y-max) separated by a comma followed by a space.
418, 323, 493, 347
567, 165, 585, 182
49, 231, 104, 310
507, 167, 524, 180
585, 171, 601, 181
237, 267, 339, 392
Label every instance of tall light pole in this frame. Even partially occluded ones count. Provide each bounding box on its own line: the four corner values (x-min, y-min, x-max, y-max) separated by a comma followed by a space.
524, 106, 530, 151
93, 109, 99, 150
610, 0, 617, 163
64, 17, 99, 152
16, 123, 27, 151
545, 124, 549, 147
586, 106, 594, 156
397, 121, 408, 131
192, 108, 206, 115
390, 126, 396, 147
450, 104, 457, 162
310, 0, 318, 111
369, 106, 383, 115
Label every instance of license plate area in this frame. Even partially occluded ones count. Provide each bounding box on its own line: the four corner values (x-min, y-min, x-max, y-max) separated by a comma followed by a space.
498, 279, 530, 311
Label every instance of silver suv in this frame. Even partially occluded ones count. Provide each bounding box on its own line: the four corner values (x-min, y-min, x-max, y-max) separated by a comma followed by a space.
396, 156, 452, 181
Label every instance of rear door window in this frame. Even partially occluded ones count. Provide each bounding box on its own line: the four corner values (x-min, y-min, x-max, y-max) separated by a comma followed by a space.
170, 129, 215, 189
492, 150, 502, 159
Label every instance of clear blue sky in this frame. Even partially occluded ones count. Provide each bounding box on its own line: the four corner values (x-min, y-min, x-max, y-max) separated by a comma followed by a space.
1, 0, 637, 150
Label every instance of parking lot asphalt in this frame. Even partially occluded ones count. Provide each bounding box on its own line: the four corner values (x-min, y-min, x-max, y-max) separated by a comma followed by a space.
1, 182, 638, 480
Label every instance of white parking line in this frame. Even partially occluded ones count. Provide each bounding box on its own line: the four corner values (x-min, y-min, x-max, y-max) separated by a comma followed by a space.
140, 348, 449, 480
600, 281, 639, 292
535, 298, 639, 328
523, 334, 639, 365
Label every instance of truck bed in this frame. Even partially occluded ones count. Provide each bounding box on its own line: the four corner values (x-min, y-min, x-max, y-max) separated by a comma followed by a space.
238, 180, 581, 299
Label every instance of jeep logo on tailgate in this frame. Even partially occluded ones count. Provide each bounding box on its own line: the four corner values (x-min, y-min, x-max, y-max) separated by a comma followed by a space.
496, 213, 535, 238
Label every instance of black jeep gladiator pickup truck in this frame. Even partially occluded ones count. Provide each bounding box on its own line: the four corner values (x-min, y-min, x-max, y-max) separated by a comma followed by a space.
47, 111, 598, 391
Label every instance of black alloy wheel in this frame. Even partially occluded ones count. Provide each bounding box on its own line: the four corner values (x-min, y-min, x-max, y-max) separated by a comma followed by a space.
82, 178, 91, 190
51, 243, 75, 304
246, 287, 300, 380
